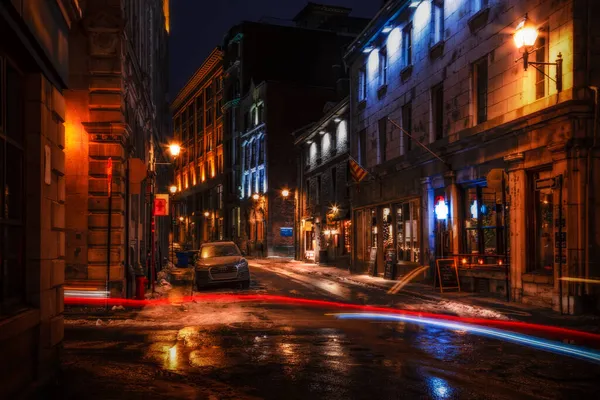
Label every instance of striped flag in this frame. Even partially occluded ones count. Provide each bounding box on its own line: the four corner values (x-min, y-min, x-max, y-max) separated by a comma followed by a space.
349, 158, 368, 183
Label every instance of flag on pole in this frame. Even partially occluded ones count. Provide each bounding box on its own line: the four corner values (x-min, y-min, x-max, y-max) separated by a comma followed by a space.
349, 158, 368, 183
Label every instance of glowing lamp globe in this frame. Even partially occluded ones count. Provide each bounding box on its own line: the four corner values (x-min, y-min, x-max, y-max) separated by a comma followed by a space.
282, 189, 290, 198
514, 17, 538, 49
169, 185, 177, 194
169, 143, 181, 157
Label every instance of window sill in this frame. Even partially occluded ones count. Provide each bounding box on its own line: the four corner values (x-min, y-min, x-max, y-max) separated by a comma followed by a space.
468, 7, 490, 34
429, 41, 445, 60
357, 99, 367, 110
400, 65, 413, 82
377, 84, 388, 99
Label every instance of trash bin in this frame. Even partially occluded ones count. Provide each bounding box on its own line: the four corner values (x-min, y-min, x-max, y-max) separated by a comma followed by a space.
135, 276, 148, 300
176, 252, 190, 267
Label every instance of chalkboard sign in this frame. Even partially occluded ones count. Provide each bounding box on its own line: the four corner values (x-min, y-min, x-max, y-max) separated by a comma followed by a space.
384, 249, 396, 280
434, 259, 460, 293
367, 247, 377, 276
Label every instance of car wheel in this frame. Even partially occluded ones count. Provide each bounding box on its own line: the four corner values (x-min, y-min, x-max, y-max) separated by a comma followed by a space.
241, 280, 250, 289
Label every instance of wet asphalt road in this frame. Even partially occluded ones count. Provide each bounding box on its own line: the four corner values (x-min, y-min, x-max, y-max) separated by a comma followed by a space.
60, 262, 600, 400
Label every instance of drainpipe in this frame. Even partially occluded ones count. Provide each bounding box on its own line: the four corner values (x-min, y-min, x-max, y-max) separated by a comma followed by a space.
585, 86, 598, 297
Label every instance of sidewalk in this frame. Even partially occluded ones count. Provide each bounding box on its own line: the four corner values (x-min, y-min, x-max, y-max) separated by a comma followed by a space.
254, 258, 600, 334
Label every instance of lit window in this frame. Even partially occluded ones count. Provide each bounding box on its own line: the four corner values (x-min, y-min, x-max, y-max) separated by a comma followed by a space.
378, 47, 388, 87
358, 67, 367, 101
402, 24, 412, 67
432, 1, 444, 45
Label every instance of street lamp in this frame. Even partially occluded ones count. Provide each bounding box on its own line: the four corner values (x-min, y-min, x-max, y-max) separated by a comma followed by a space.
281, 189, 290, 198
168, 143, 181, 158
179, 216, 184, 222
204, 211, 210, 217
252, 193, 260, 200
514, 14, 562, 92
169, 185, 177, 194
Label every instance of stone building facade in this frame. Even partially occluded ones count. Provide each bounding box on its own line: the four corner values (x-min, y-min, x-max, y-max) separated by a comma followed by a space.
171, 48, 225, 248
64, 0, 170, 297
346, 0, 600, 313
222, 4, 369, 257
294, 98, 352, 267
0, 0, 81, 397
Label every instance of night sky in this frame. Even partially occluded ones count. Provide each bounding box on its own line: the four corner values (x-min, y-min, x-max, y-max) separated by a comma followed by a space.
169, 0, 381, 96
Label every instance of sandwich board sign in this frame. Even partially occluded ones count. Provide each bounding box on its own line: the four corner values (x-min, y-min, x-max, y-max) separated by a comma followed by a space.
433, 258, 461, 293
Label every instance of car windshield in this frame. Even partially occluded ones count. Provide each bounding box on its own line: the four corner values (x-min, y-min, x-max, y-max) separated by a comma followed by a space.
200, 244, 240, 259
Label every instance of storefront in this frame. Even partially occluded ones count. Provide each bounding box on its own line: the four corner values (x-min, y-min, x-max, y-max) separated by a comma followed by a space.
353, 199, 422, 277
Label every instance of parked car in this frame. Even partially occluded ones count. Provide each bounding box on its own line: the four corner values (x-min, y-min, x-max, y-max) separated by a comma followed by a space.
195, 242, 250, 290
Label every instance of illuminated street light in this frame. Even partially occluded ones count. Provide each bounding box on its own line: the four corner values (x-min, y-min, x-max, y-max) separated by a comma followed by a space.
513, 14, 562, 91
168, 143, 181, 157
169, 185, 177, 194
204, 211, 210, 217
252, 193, 260, 200
281, 189, 290, 198
331, 205, 339, 214
179, 216, 184, 222
513, 15, 538, 50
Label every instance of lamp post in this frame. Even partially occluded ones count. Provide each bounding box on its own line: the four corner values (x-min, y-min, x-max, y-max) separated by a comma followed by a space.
169, 185, 177, 263
514, 14, 563, 92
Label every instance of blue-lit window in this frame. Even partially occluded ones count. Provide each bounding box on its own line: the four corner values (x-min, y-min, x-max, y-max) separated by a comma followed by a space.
432, 1, 444, 45
358, 67, 367, 101
378, 48, 387, 87
402, 24, 412, 67
259, 169, 265, 193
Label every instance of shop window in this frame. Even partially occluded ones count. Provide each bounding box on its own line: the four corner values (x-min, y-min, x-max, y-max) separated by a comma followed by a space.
463, 186, 506, 255
343, 220, 352, 255
474, 56, 488, 124
395, 200, 420, 263
383, 207, 393, 251
432, 83, 444, 140
528, 170, 554, 274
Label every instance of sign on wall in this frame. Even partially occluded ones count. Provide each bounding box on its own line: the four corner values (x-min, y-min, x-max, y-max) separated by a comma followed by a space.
280, 227, 293, 237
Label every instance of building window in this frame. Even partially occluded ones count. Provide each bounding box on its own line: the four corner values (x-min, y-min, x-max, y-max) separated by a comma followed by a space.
463, 186, 506, 256
378, 47, 387, 87
217, 184, 223, 209
207, 132, 214, 152
259, 136, 265, 164
358, 67, 367, 101
395, 200, 420, 263
331, 167, 337, 202
198, 135, 204, 156
316, 176, 321, 205
474, 56, 488, 124
378, 117, 387, 163
528, 170, 554, 274
244, 144, 251, 170
402, 24, 412, 67
257, 104, 264, 124
432, 1, 444, 45
432, 83, 444, 140
252, 140, 258, 166
216, 98, 222, 119
216, 125, 223, 145
196, 96, 204, 133
205, 84, 213, 101
0, 56, 26, 314
358, 128, 367, 166
259, 168, 265, 193
402, 102, 412, 153
472, 0, 487, 13
206, 106, 213, 126
535, 32, 548, 100
217, 154, 223, 174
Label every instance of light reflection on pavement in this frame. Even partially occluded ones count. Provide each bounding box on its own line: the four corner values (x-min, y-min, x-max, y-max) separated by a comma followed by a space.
60, 261, 600, 399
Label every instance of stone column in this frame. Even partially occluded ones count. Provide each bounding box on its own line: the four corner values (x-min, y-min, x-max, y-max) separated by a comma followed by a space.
505, 152, 526, 302
444, 171, 461, 255
421, 177, 434, 278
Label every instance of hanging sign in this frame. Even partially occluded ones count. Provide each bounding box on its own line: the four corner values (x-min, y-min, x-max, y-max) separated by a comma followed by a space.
154, 194, 170, 216
434, 259, 461, 293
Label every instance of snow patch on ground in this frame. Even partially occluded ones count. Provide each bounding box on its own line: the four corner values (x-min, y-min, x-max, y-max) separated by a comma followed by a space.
66, 301, 269, 328
400, 301, 509, 320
